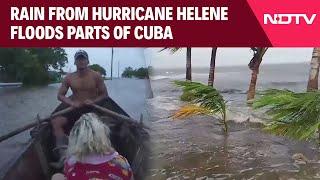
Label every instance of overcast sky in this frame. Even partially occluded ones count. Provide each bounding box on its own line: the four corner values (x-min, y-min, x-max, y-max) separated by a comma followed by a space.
64, 48, 147, 77
63, 48, 314, 75
145, 48, 313, 69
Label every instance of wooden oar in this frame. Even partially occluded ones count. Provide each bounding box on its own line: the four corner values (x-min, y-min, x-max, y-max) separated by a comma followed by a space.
0, 103, 137, 143
90, 104, 136, 122
0, 107, 74, 143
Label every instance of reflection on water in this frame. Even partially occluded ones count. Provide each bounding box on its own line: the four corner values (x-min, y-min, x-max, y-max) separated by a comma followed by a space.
147, 77, 320, 180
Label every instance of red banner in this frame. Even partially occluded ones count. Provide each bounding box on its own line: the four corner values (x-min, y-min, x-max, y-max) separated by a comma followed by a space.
0, 0, 319, 47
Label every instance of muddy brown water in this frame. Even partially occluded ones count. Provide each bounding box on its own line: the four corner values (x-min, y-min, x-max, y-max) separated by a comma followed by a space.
147, 78, 320, 180
1, 63, 320, 179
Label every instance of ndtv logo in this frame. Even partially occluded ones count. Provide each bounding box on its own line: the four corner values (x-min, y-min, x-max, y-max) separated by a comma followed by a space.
264, 14, 317, 25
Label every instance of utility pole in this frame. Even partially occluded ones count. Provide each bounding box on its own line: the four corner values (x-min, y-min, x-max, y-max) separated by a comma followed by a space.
118, 61, 120, 78
110, 48, 114, 80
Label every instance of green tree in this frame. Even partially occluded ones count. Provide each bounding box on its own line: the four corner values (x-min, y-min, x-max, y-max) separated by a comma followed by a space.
89, 64, 106, 76
135, 67, 149, 79
0, 48, 30, 82
121, 67, 149, 79
122, 67, 134, 78
0, 48, 68, 85
48, 71, 63, 83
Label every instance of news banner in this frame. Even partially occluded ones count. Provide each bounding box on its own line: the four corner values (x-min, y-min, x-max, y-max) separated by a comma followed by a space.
0, 0, 319, 46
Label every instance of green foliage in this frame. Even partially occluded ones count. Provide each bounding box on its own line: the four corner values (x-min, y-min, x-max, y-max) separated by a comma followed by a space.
121, 66, 149, 79
0, 48, 67, 86
89, 64, 106, 76
48, 71, 63, 83
180, 91, 197, 102
174, 80, 228, 132
172, 105, 212, 119
253, 89, 320, 140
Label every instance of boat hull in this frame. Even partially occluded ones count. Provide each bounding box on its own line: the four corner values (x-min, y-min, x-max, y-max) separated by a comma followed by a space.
1, 98, 149, 180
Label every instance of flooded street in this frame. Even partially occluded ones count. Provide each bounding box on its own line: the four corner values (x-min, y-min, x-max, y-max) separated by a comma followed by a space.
147, 64, 320, 179
0, 79, 149, 172
1, 62, 320, 179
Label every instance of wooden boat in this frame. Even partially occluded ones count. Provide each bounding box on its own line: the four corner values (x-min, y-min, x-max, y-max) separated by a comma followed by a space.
0, 98, 150, 180
0, 83, 22, 87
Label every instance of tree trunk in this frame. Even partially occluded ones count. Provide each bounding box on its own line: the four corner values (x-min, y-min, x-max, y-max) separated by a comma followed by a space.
110, 48, 114, 80
208, 47, 217, 86
247, 69, 259, 101
186, 47, 192, 81
247, 48, 268, 102
307, 48, 320, 91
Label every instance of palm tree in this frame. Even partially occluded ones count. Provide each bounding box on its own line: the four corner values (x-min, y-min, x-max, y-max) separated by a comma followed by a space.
208, 47, 218, 86
253, 89, 320, 140
186, 47, 192, 81
247, 47, 268, 102
173, 80, 228, 132
307, 48, 320, 91
306, 48, 320, 139
160, 47, 192, 81
252, 48, 320, 141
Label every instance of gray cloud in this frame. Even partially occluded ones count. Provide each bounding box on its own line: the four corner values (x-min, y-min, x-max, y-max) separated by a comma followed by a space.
64, 48, 147, 77
146, 48, 313, 69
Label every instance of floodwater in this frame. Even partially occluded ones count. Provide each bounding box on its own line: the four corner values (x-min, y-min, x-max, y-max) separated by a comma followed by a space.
1, 63, 320, 180
147, 63, 320, 179
0, 78, 150, 173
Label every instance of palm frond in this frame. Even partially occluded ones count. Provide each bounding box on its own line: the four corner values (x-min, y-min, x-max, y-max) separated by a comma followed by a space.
173, 80, 228, 132
253, 89, 320, 140
172, 105, 212, 119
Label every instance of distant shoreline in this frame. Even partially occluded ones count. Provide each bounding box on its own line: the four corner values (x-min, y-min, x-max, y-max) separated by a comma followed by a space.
152, 62, 309, 71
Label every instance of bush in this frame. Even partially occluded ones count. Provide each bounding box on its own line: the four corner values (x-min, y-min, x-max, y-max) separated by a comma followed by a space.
121, 66, 149, 79
0, 48, 67, 86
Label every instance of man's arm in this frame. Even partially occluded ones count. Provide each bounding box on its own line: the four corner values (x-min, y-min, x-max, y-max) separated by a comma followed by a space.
57, 75, 75, 106
93, 73, 108, 103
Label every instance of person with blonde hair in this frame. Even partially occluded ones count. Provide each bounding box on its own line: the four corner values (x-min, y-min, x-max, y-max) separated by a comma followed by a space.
53, 113, 133, 180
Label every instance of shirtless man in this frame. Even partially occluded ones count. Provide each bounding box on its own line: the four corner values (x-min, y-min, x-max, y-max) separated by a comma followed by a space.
50, 50, 108, 167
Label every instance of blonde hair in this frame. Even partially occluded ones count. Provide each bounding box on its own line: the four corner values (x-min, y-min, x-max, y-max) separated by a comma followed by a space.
67, 113, 114, 160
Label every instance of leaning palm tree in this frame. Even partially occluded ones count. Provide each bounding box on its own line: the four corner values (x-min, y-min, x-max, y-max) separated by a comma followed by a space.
247, 47, 269, 102
307, 48, 320, 91
172, 80, 228, 132
253, 89, 320, 141
208, 47, 218, 86
252, 48, 320, 141
160, 47, 192, 81
186, 47, 192, 81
